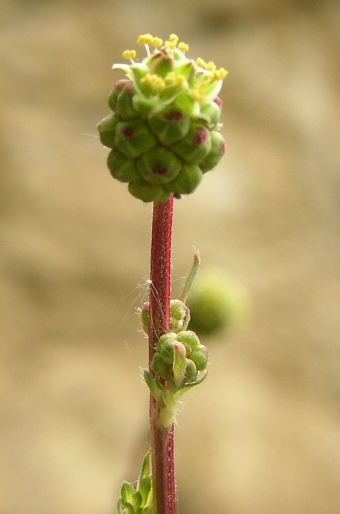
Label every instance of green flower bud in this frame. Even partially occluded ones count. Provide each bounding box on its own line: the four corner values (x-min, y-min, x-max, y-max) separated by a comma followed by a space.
156, 332, 178, 347
169, 299, 190, 332
137, 147, 182, 185
148, 107, 191, 144
107, 148, 140, 183
172, 123, 211, 165
176, 330, 201, 356
190, 344, 209, 371
139, 301, 149, 334
97, 114, 119, 148
108, 80, 127, 112
185, 359, 198, 383
151, 353, 172, 381
128, 180, 172, 203
115, 80, 140, 120
199, 130, 226, 173
200, 98, 222, 128
165, 164, 203, 196
159, 339, 186, 365
115, 120, 158, 159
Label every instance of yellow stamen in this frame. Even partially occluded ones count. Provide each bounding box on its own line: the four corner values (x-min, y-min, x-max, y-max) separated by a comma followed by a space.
205, 61, 216, 71
142, 73, 166, 91
165, 72, 186, 88
178, 42, 189, 52
164, 40, 177, 50
196, 57, 207, 68
190, 88, 203, 101
169, 34, 179, 43
151, 37, 163, 47
137, 34, 154, 45
122, 49, 137, 60
211, 68, 228, 80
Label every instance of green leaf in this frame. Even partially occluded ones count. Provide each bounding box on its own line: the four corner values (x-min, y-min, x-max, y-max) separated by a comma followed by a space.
138, 477, 152, 504
117, 498, 124, 514
175, 370, 208, 397
138, 452, 151, 481
143, 370, 164, 401
133, 491, 143, 509
120, 481, 134, 504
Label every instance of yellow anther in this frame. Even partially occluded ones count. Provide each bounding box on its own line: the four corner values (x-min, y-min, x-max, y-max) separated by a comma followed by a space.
137, 34, 154, 45
151, 37, 163, 47
178, 42, 189, 52
211, 68, 228, 80
165, 72, 186, 88
196, 57, 207, 68
205, 61, 216, 71
122, 49, 137, 60
164, 40, 177, 50
142, 73, 166, 91
190, 88, 203, 101
169, 34, 179, 43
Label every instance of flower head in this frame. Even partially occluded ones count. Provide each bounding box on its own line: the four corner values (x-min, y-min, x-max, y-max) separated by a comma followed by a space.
97, 34, 227, 202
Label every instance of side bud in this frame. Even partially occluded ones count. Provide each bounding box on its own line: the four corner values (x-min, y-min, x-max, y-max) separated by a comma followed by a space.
199, 131, 226, 173
189, 345, 209, 371
172, 123, 211, 165
176, 330, 201, 356
169, 299, 190, 333
97, 114, 119, 149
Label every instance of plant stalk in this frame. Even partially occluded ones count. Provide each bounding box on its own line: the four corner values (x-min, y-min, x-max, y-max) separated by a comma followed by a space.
148, 197, 177, 514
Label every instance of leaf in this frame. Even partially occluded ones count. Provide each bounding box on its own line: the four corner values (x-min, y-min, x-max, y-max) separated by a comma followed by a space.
133, 491, 143, 509
138, 452, 151, 481
138, 476, 152, 504
120, 481, 135, 504
175, 370, 208, 398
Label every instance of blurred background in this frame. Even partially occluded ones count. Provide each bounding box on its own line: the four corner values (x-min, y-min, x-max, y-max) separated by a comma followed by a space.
1, 0, 340, 512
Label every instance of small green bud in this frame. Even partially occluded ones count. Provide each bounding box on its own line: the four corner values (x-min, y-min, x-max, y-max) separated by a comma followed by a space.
107, 148, 140, 183
200, 99, 222, 128
137, 147, 182, 185
176, 330, 201, 355
199, 130, 226, 173
108, 80, 127, 111
185, 359, 198, 383
148, 107, 191, 144
115, 80, 139, 120
128, 180, 172, 203
115, 120, 158, 159
151, 353, 172, 381
169, 299, 190, 332
172, 123, 211, 165
165, 164, 203, 196
139, 302, 149, 334
156, 332, 178, 348
190, 344, 209, 371
97, 114, 119, 148
159, 339, 186, 365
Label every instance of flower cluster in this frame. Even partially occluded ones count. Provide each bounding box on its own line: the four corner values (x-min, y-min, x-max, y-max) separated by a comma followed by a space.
144, 328, 208, 428
97, 34, 227, 202
151, 330, 209, 388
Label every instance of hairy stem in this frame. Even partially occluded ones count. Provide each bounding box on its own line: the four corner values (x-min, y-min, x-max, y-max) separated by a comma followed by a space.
148, 197, 177, 514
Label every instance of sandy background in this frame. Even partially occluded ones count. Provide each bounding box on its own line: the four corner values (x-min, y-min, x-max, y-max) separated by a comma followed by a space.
1, 0, 340, 512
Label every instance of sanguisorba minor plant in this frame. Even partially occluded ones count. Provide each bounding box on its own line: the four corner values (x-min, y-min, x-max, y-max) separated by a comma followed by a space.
97, 33, 227, 514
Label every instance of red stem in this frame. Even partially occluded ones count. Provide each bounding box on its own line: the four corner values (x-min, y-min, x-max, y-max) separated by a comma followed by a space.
148, 197, 177, 514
